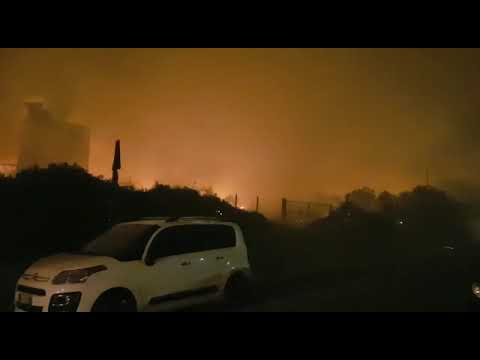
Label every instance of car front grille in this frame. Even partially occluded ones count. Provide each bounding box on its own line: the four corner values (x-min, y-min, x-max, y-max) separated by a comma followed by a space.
17, 285, 46, 296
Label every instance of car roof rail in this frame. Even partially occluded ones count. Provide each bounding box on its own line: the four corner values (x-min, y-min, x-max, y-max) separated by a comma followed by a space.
139, 216, 223, 223
140, 216, 172, 221
167, 216, 221, 222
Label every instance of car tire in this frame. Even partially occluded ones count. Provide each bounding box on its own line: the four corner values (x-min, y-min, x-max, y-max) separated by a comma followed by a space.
224, 272, 254, 306
91, 289, 137, 313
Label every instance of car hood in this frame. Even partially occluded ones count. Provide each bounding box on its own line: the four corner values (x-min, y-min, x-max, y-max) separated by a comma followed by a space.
22, 253, 116, 280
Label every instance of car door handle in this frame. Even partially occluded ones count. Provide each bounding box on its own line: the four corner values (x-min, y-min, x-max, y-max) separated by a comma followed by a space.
181, 261, 191, 266
216, 256, 225, 260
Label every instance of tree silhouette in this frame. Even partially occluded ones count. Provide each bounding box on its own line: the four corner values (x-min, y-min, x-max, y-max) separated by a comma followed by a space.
377, 191, 398, 214
345, 187, 377, 212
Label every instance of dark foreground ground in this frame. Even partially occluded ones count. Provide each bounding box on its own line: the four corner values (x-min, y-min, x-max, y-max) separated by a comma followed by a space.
2, 260, 475, 312
184, 268, 474, 312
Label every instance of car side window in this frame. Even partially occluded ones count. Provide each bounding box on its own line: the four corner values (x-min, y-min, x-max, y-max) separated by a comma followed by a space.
201, 225, 236, 251
147, 226, 181, 262
147, 225, 237, 263
147, 225, 205, 262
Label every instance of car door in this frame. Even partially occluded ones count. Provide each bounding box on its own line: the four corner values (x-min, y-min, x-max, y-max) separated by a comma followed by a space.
143, 225, 199, 308
202, 225, 237, 288
187, 225, 224, 290
169, 225, 221, 295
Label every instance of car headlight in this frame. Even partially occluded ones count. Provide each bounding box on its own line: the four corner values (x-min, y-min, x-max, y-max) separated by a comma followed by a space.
472, 283, 480, 298
52, 265, 107, 285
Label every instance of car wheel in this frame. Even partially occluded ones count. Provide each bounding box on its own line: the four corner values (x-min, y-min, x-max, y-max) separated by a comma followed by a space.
91, 290, 137, 313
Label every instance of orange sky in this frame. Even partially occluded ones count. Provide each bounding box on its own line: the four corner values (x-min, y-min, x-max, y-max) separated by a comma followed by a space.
2, 48, 480, 216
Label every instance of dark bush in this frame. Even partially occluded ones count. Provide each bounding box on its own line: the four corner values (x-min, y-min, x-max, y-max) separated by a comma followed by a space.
0, 164, 267, 260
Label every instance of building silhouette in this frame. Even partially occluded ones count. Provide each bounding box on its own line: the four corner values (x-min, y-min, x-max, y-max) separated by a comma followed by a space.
17, 99, 90, 172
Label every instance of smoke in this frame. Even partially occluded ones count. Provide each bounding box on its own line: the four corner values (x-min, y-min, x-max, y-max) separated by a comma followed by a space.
2, 48, 480, 216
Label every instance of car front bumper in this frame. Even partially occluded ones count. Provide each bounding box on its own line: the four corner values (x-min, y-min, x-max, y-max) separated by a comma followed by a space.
13, 280, 90, 312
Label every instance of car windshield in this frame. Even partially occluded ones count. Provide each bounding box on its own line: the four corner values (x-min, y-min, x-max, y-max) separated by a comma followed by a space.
82, 224, 160, 261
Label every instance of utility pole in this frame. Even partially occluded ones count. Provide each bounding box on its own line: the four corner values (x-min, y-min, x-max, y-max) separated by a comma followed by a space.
109, 140, 121, 224
234, 194, 238, 208
112, 140, 121, 187
426, 168, 430, 187
256, 196, 260, 213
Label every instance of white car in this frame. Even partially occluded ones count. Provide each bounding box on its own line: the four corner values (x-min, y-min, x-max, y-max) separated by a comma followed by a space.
14, 217, 253, 312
